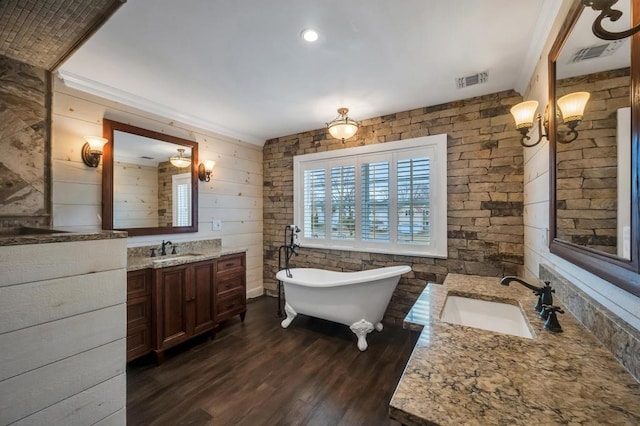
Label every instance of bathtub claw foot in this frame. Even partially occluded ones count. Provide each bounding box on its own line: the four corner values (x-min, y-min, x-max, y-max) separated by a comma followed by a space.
281, 303, 297, 328
375, 322, 383, 332
350, 319, 374, 351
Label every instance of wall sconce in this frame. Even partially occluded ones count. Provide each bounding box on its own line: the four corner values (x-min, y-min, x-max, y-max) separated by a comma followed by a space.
81, 136, 108, 167
510, 92, 590, 148
169, 148, 191, 168
582, 0, 640, 40
327, 107, 359, 142
198, 160, 215, 182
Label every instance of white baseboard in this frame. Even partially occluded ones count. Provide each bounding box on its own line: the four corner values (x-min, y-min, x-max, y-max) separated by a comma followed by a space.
246, 287, 264, 299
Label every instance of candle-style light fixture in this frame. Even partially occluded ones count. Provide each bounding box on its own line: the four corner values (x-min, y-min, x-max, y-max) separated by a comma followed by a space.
198, 160, 215, 182
510, 92, 590, 148
169, 148, 191, 168
81, 135, 108, 167
327, 108, 359, 142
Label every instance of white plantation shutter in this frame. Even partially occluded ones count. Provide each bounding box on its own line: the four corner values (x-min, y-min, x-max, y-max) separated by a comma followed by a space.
303, 168, 326, 239
397, 157, 430, 245
293, 135, 447, 257
361, 161, 389, 242
172, 173, 191, 227
331, 165, 356, 240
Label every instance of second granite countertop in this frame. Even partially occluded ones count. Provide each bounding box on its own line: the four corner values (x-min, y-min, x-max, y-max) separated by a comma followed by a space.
390, 273, 640, 425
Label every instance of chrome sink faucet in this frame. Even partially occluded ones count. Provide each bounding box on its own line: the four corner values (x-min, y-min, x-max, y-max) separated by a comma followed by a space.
499, 276, 554, 313
160, 240, 172, 256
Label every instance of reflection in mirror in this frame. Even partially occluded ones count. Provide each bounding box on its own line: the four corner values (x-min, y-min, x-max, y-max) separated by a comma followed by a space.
102, 119, 198, 236
113, 130, 193, 228
549, 0, 640, 295
554, 0, 631, 260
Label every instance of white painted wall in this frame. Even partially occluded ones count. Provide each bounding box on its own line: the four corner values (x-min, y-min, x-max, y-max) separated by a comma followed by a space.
51, 76, 264, 297
522, 0, 640, 330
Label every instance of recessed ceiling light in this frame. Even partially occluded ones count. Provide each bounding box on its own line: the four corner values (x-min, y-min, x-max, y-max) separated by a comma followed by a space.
301, 29, 319, 42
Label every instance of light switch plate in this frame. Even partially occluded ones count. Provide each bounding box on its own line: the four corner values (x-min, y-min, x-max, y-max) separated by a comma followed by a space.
212, 219, 222, 231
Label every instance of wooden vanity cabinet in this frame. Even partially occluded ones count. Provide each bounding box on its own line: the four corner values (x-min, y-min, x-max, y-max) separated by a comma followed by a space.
153, 259, 216, 361
215, 253, 247, 323
126, 253, 246, 363
126, 269, 153, 362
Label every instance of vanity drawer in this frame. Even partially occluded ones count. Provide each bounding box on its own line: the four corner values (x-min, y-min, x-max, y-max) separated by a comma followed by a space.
216, 253, 245, 274
127, 269, 152, 299
216, 292, 246, 322
127, 297, 151, 330
127, 324, 151, 361
216, 273, 245, 297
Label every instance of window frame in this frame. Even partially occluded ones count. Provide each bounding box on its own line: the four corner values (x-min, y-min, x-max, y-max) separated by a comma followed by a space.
293, 134, 448, 258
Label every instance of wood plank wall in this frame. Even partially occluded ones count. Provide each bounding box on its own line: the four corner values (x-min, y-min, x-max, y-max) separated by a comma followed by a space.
0, 238, 127, 425
113, 161, 159, 228
51, 77, 264, 297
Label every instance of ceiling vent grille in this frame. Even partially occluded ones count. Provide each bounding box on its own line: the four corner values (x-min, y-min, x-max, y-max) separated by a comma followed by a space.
570, 40, 625, 63
456, 72, 488, 89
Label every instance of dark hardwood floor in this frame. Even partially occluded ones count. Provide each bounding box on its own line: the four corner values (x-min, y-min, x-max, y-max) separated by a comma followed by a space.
127, 296, 417, 425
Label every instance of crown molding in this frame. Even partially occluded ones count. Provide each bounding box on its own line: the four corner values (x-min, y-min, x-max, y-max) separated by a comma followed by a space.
514, 0, 564, 95
56, 70, 265, 146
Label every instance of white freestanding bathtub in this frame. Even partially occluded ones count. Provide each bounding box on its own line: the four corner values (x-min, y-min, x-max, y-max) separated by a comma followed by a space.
276, 265, 412, 351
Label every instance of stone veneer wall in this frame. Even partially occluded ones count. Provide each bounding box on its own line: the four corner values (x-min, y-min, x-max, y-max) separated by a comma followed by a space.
0, 54, 50, 230
555, 68, 630, 254
263, 90, 525, 324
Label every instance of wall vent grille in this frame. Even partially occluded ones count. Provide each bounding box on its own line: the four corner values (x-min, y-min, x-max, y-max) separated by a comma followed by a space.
570, 40, 625, 63
456, 72, 488, 89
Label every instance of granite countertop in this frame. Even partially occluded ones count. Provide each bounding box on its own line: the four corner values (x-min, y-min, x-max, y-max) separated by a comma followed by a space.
127, 246, 247, 271
0, 227, 127, 246
389, 273, 640, 425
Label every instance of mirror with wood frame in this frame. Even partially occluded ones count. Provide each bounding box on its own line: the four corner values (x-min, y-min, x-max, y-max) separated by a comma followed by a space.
549, 0, 639, 295
102, 119, 198, 236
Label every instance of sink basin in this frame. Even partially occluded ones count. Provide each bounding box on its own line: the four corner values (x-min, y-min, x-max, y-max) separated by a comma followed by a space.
440, 295, 533, 339
151, 253, 203, 263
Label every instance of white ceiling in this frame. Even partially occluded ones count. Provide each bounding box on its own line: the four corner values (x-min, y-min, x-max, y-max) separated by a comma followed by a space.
59, 0, 561, 145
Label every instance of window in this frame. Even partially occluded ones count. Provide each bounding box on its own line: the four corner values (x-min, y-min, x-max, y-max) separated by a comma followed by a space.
293, 135, 447, 257
172, 173, 192, 226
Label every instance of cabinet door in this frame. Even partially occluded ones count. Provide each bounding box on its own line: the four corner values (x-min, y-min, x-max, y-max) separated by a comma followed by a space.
155, 265, 189, 349
192, 261, 215, 335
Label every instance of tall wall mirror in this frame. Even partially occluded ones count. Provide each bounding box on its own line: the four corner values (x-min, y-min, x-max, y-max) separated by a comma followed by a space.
549, 0, 639, 294
102, 119, 198, 236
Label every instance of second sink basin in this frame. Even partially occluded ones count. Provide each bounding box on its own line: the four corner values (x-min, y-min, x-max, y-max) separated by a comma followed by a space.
440, 295, 533, 339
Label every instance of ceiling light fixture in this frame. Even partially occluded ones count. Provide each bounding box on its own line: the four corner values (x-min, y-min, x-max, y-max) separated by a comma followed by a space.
301, 29, 319, 42
81, 135, 108, 167
510, 92, 590, 148
582, 0, 640, 40
327, 108, 359, 142
169, 148, 191, 168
